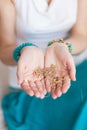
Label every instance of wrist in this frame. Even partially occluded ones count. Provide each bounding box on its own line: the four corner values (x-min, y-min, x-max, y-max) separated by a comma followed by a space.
65, 35, 87, 55
55, 42, 68, 49
48, 39, 72, 53
13, 42, 38, 62
20, 46, 37, 55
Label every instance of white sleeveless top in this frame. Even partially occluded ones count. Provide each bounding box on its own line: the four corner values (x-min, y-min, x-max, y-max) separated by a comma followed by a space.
9, 0, 79, 88
15, 0, 77, 47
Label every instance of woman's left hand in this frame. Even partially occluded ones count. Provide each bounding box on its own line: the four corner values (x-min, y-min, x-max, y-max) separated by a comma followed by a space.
44, 42, 76, 99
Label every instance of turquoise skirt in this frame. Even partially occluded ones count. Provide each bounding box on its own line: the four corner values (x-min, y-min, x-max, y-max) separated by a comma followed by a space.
2, 60, 87, 130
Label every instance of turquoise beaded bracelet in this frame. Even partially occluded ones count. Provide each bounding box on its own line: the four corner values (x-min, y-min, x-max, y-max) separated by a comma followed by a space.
48, 39, 72, 53
13, 42, 38, 62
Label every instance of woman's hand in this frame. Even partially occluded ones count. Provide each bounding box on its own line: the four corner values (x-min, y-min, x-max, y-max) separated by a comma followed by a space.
44, 42, 76, 99
17, 46, 46, 99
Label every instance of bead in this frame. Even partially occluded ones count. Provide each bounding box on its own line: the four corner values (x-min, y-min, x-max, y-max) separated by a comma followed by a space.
48, 39, 72, 53
58, 39, 64, 43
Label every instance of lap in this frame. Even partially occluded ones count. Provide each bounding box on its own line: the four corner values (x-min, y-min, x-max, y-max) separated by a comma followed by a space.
2, 60, 87, 130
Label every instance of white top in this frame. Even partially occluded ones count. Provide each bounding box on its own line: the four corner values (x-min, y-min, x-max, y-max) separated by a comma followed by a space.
9, 0, 82, 88
15, 0, 77, 47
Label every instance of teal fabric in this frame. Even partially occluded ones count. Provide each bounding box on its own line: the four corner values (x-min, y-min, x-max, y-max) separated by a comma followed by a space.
2, 60, 87, 130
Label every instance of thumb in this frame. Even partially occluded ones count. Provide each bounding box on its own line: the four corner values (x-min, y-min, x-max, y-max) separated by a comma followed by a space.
67, 59, 76, 81
17, 62, 24, 85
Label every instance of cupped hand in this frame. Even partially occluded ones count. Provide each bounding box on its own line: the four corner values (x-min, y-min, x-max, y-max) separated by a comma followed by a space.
44, 42, 76, 99
17, 46, 46, 99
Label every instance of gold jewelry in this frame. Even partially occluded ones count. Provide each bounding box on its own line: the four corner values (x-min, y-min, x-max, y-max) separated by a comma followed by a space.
23, 79, 28, 83
48, 38, 72, 53
33, 68, 44, 78
33, 65, 65, 90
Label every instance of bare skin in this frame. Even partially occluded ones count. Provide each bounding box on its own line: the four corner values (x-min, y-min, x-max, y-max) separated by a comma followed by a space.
0, 0, 87, 99
47, 0, 52, 5
45, 43, 76, 99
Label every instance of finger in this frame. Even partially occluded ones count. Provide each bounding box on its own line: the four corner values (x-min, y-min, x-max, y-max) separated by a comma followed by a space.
67, 58, 76, 81
45, 79, 51, 93
21, 81, 34, 96
61, 76, 71, 93
29, 81, 40, 98
35, 80, 44, 93
51, 87, 57, 99
55, 80, 62, 97
35, 80, 45, 99
41, 79, 47, 95
55, 88, 62, 97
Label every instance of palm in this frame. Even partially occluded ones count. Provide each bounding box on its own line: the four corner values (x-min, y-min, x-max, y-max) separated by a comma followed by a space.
17, 47, 46, 98
18, 47, 44, 82
45, 43, 76, 99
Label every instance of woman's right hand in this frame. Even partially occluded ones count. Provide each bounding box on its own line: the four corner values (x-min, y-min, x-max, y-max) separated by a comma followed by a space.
17, 46, 46, 99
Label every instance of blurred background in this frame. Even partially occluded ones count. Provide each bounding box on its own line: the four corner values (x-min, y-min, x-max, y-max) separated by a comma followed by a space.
0, 61, 9, 130
0, 61, 10, 100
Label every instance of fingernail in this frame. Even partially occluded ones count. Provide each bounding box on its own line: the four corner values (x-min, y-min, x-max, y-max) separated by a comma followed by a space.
44, 91, 47, 95
35, 92, 40, 97
30, 93, 34, 96
41, 96, 45, 99
74, 77, 76, 81
36, 95, 40, 98
58, 94, 62, 97
53, 96, 57, 99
